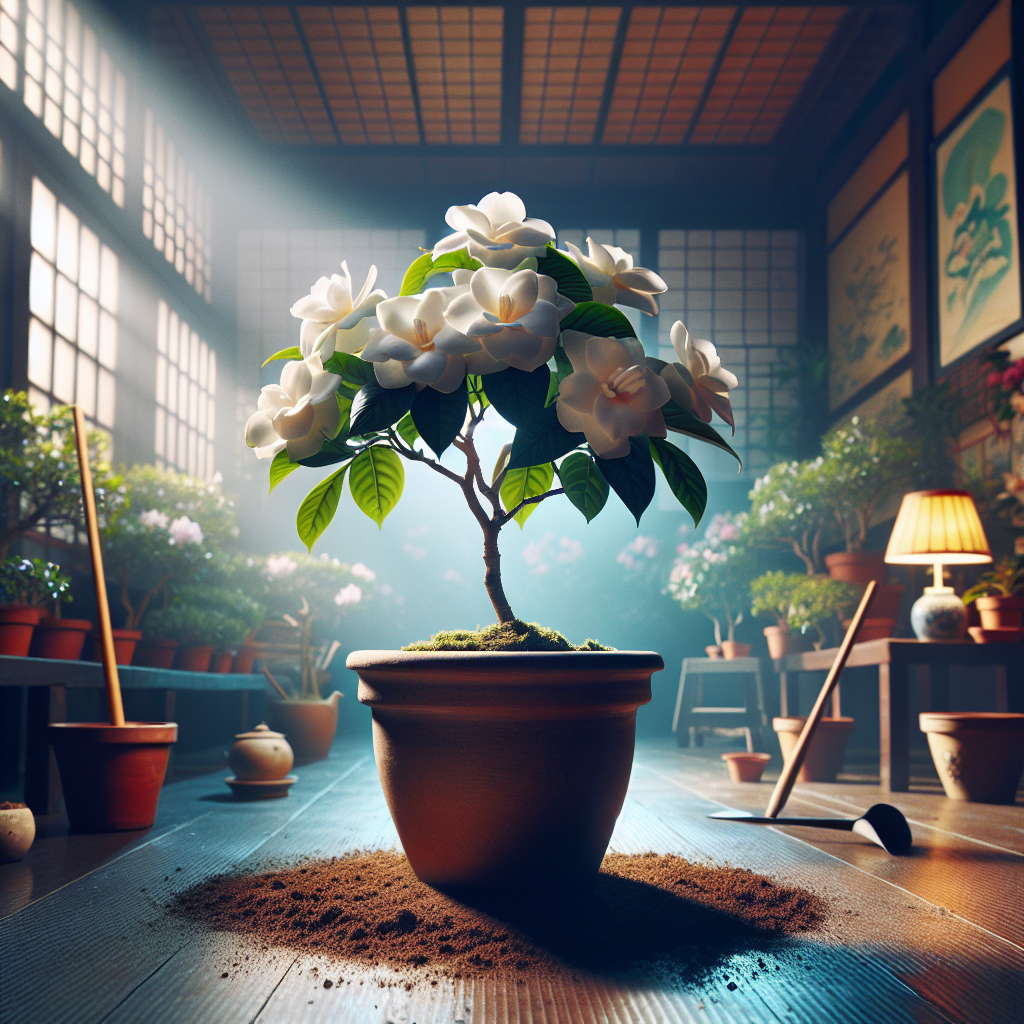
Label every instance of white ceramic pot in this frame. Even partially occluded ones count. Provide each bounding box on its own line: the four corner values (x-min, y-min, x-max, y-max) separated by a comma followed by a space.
0, 805, 35, 863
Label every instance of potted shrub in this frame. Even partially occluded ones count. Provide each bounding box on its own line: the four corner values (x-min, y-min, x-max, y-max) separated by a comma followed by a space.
750, 571, 805, 660
963, 556, 1024, 629
1, 557, 80, 656
19, 560, 94, 660
790, 574, 862, 646
243, 191, 740, 891
667, 512, 754, 658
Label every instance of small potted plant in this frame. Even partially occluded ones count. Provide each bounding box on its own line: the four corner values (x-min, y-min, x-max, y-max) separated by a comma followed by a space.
667, 512, 753, 658
790, 575, 861, 648
0, 558, 87, 658
963, 556, 1024, 629
749, 570, 806, 660
243, 191, 740, 891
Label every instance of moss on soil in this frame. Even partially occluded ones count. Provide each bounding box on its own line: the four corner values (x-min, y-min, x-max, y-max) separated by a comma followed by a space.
402, 619, 613, 652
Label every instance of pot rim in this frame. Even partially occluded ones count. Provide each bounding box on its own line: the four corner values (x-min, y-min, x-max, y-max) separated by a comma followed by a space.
48, 721, 178, 744
347, 649, 663, 669
37, 618, 93, 631
824, 551, 886, 564
920, 712, 1024, 734
722, 751, 771, 762
975, 595, 1024, 608
773, 716, 855, 729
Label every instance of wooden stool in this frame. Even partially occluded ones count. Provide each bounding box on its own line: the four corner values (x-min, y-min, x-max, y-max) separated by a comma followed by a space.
672, 656, 767, 751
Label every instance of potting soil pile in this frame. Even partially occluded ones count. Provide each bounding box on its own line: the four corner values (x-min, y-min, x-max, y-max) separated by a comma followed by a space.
0, 801, 28, 810
173, 850, 827, 982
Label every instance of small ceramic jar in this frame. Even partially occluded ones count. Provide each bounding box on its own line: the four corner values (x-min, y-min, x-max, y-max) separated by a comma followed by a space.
0, 803, 36, 863
228, 724, 294, 781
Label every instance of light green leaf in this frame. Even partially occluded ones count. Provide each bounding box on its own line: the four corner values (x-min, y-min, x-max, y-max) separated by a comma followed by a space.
556, 452, 609, 522
295, 464, 349, 551
466, 374, 490, 412
400, 249, 482, 296
269, 449, 299, 493
261, 346, 302, 367
349, 446, 405, 528
501, 462, 554, 528
492, 442, 511, 485
396, 411, 419, 447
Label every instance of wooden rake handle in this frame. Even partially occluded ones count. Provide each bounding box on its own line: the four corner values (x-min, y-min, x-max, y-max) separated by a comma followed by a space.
764, 580, 877, 819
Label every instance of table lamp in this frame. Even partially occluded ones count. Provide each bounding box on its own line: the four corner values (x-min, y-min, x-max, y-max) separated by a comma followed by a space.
885, 490, 991, 640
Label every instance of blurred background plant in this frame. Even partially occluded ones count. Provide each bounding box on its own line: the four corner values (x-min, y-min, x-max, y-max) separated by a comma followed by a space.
0, 558, 73, 611
143, 586, 264, 649
962, 556, 1024, 602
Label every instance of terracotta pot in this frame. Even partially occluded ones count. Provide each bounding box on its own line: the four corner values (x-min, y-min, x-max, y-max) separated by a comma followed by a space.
31, 618, 92, 660
919, 713, 1024, 804
350, 650, 661, 892
825, 551, 886, 585
176, 645, 214, 672
773, 716, 855, 783
91, 629, 142, 666
134, 639, 178, 669
48, 722, 178, 831
0, 805, 35, 863
269, 691, 343, 763
720, 641, 752, 659
975, 596, 1024, 630
763, 626, 799, 661
704, 645, 723, 659
0, 607, 40, 657
228, 723, 294, 781
233, 644, 264, 674
722, 752, 771, 784
840, 616, 898, 642
212, 649, 234, 673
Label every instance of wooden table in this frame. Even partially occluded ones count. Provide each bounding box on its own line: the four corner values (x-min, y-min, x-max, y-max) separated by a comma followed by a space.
2, 736, 1021, 1023
774, 638, 1024, 791
0, 655, 266, 815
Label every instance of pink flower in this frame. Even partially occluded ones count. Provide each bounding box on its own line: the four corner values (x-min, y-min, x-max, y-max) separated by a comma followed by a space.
988, 371, 1004, 389
168, 516, 203, 546
350, 563, 376, 581
333, 583, 362, 606
265, 554, 298, 577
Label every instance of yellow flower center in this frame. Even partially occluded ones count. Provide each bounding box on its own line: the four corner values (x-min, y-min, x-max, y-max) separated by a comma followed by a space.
498, 292, 515, 323
412, 318, 434, 351
601, 365, 646, 401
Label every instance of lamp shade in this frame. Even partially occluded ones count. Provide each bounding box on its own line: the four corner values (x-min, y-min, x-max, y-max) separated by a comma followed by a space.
885, 490, 992, 565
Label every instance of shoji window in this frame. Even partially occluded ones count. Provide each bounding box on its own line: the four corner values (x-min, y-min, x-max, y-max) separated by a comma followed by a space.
23, 0, 126, 207
155, 300, 216, 479
144, 110, 212, 302
27, 177, 118, 429
0, 0, 18, 91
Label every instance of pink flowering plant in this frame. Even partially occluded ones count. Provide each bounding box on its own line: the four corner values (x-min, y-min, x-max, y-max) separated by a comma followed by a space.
247, 192, 740, 624
667, 512, 752, 645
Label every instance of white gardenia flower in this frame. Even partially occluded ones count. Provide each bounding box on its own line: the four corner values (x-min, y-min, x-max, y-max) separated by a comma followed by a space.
433, 191, 555, 269
334, 583, 362, 606
265, 554, 298, 577
659, 320, 739, 430
168, 515, 203, 546
444, 267, 575, 373
290, 262, 388, 360
562, 238, 667, 316
362, 287, 479, 393
244, 354, 342, 460
139, 509, 169, 530
555, 331, 670, 459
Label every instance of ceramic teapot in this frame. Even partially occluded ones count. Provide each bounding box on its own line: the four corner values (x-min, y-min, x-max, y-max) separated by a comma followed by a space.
228, 723, 294, 781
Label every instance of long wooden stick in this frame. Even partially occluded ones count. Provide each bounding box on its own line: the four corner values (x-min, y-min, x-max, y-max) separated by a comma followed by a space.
72, 406, 124, 727
263, 666, 291, 701
765, 580, 877, 819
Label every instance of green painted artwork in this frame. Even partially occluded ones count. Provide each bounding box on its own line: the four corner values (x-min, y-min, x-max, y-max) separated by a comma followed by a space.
937, 76, 1021, 367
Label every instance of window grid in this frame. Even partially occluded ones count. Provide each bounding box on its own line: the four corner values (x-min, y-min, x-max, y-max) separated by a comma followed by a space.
27, 176, 118, 429
23, 0, 126, 206
155, 299, 217, 480
0, 0, 18, 91
657, 229, 801, 476
143, 110, 213, 302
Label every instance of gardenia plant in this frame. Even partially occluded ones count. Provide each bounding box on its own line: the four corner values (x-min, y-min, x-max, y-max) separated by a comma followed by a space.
246, 192, 740, 623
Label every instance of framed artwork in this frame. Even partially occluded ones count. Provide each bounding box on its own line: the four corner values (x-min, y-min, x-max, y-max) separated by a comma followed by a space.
828, 171, 911, 410
935, 73, 1022, 368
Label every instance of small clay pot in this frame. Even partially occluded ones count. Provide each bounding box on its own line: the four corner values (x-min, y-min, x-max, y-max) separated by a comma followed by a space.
920, 712, 1024, 804
0, 607, 40, 657
975, 596, 1024, 630
269, 692, 343, 763
720, 641, 752, 659
233, 644, 264, 674
31, 618, 92, 660
134, 639, 178, 669
228, 723, 294, 781
722, 752, 771, 783
704, 645, 723, 659
773, 716, 855, 783
48, 722, 178, 832
825, 551, 886, 585
763, 626, 798, 661
212, 650, 234, 674
0, 804, 35, 862
91, 629, 142, 665
177, 645, 214, 672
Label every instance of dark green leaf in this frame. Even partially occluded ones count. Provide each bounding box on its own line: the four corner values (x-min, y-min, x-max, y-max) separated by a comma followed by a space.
396, 411, 419, 447
661, 400, 742, 469
556, 452, 609, 522
324, 351, 376, 387
400, 249, 482, 296
348, 446, 405, 528
649, 436, 707, 527
411, 381, 468, 457
500, 462, 554, 528
559, 301, 638, 339
349, 380, 416, 435
595, 437, 655, 525
295, 465, 349, 551
261, 346, 302, 367
269, 449, 299, 492
546, 342, 574, 407
507, 404, 584, 471
535, 246, 593, 304
482, 366, 550, 427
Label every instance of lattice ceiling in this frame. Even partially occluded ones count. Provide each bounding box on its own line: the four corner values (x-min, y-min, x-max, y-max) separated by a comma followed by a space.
154, 4, 863, 147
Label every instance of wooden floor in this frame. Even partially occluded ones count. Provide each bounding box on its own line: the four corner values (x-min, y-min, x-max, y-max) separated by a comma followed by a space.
2, 736, 1023, 1024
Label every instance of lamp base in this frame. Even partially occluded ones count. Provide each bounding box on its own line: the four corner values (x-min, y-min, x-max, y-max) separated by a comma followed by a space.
911, 587, 966, 641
